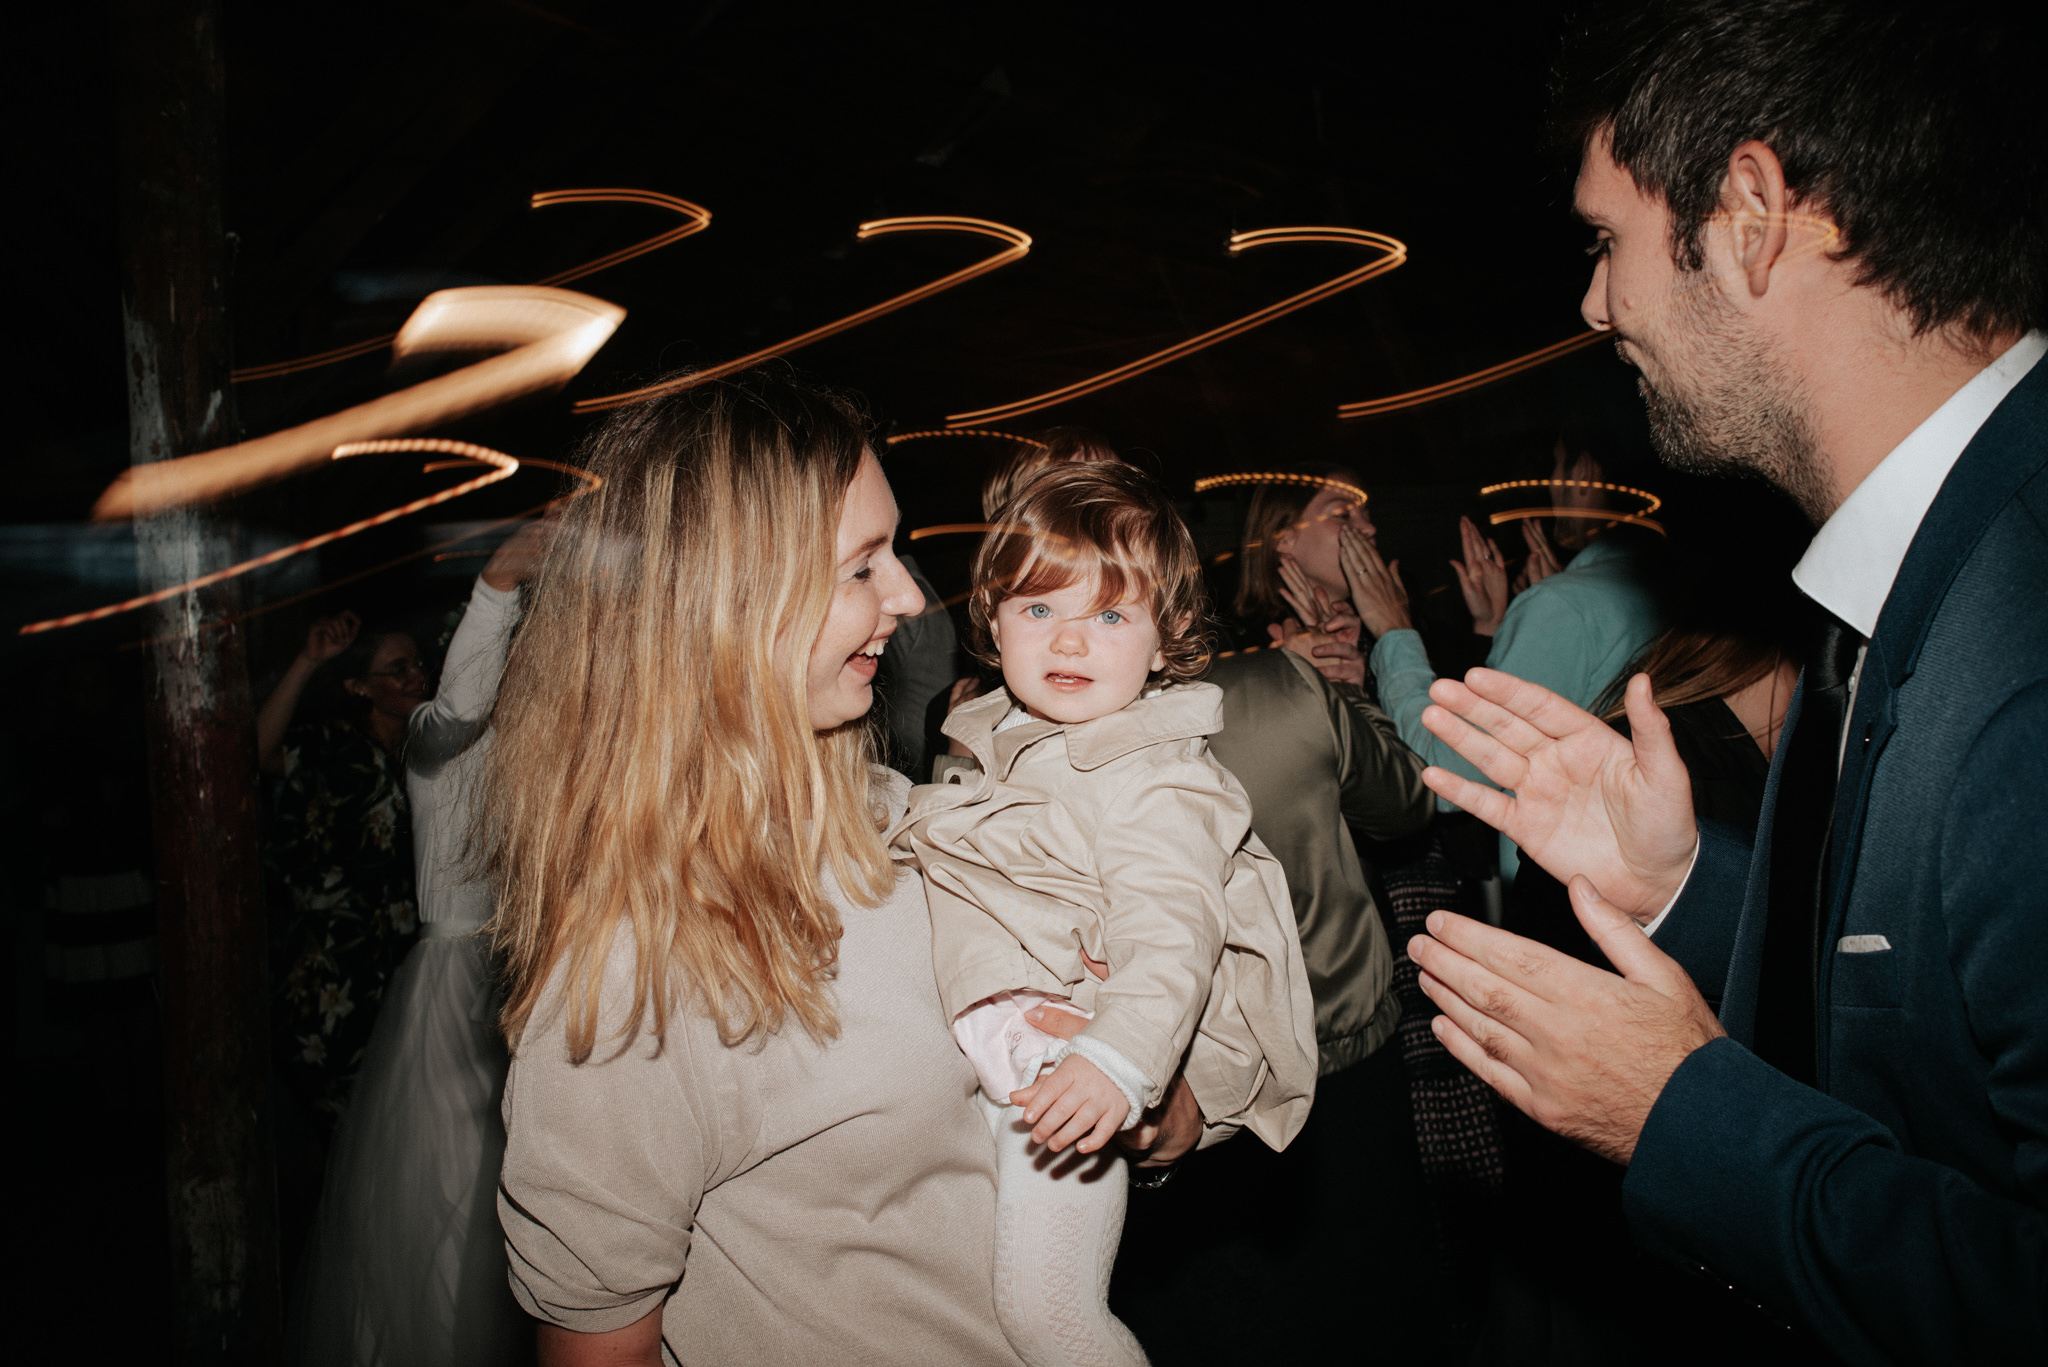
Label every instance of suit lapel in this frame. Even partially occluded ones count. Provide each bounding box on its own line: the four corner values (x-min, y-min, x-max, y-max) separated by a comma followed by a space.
1723, 356, 2048, 1047
1819, 358, 2048, 988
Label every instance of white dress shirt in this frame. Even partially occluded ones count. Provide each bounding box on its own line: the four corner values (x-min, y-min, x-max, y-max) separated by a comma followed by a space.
1642, 329, 2046, 937
407, 577, 521, 933
1793, 330, 2046, 638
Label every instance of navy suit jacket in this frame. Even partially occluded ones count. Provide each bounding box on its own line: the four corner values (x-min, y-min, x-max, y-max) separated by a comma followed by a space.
1623, 354, 2048, 1364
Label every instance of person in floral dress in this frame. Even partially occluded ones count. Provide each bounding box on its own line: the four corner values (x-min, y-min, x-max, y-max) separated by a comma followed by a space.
258, 612, 425, 1125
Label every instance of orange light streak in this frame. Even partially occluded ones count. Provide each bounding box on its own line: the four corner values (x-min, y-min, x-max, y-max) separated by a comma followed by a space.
527, 189, 713, 288
944, 227, 1406, 426
1336, 213, 1842, 419
1336, 330, 1607, 419
1479, 477, 1664, 534
1488, 507, 1666, 534
113, 457, 603, 646
572, 215, 1033, 414
908, 522, 998, 541
233, 189, 709, 382
885, 428, 1048, 451
1479, 477, 1661, 514
1192, 471, 1369, 507
21, 439, 519, 636
94, 286, 623, 521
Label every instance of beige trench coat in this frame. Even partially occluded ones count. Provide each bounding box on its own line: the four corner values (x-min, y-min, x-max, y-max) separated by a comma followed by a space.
890, 683, 1319, 1150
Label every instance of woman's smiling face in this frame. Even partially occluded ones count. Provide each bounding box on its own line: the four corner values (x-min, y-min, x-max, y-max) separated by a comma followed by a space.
804, 453, 923, 733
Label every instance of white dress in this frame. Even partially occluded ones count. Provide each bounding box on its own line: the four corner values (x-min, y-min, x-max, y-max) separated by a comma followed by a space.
286, 579, 531, 1366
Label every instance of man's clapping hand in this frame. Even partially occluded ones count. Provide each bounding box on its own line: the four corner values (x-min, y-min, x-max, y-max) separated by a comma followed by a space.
1410, 876, 1724, 1165
1418, 668, 1697, 922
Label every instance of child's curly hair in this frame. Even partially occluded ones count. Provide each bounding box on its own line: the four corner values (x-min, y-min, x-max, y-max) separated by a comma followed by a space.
967, 461, 1213, 683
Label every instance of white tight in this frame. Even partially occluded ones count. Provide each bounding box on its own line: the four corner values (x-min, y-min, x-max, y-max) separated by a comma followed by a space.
979, 1092, 1150, 1367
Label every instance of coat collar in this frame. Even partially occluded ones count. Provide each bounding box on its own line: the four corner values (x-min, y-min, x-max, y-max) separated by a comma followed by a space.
942, 682, 1224, 779
1868, 351, 2048, 693
1827, 353, 2048, 924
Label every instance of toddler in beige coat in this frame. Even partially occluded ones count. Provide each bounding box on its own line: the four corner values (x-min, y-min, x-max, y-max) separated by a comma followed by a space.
891, 463, 1318, 1367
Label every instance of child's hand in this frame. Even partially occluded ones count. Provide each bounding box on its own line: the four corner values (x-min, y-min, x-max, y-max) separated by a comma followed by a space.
1008, 1054, 1126, 1155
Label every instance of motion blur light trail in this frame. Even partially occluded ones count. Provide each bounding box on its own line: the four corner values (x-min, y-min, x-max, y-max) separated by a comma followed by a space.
945, 227, 1406, 426
1337, 214, 1841, 419
42, 283, 619, 636
232, 189, 708, 382
525, 189, 713, 288
1481, 476, 1664, 533
1192, 471, 1368, 507
93, 286, 622, 521
22, 439, 522, 635
1336, 330, 1606, 418
113, 456, 603, 647
573, 216, 1033, 413
908, 523, 998, 540
1192, 471, 1370, 561
886, 428, 1048, 452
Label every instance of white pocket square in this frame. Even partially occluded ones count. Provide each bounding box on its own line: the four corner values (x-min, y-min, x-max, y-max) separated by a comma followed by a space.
1838, 934, 1893, 953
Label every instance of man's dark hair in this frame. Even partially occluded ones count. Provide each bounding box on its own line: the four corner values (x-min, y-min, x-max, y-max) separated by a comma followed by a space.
1552, 0, 2046, 341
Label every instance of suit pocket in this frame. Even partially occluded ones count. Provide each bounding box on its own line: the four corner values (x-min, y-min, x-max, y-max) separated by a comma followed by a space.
1830, 941, 1900, 1009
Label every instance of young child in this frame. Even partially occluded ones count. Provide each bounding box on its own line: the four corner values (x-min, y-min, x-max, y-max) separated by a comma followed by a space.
891, 461, 1318, 1367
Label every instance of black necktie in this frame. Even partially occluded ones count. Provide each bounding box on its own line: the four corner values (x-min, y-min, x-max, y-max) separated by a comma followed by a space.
1753, 609, 1861, 1086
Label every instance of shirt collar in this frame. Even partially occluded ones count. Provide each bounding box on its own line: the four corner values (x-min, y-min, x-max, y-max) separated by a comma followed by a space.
1793, 330, 2046, 636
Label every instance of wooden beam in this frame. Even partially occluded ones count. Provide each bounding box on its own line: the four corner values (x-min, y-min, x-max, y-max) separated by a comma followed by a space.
116, 1, 280, 1359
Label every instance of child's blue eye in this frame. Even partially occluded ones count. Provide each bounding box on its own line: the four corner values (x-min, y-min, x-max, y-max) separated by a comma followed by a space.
1098, 609, 1124, 625
1025, 603, 1051, 619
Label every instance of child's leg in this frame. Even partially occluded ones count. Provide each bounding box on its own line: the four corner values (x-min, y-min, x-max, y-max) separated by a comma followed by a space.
978, 1092, 1149, 1367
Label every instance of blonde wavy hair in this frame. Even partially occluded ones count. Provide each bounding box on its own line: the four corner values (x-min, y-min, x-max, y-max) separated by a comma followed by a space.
481, 369, 894, 1061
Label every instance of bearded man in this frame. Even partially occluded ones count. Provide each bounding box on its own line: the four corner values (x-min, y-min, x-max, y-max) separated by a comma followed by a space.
1403, 2, 2047, 1362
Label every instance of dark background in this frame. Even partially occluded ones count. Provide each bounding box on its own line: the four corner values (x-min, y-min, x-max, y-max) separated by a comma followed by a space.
13, 0, 1654, 633
9, 2, 1796, 1358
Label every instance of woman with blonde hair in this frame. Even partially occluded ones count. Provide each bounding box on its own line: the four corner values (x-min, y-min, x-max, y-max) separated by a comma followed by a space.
482, 368, 1029, 1367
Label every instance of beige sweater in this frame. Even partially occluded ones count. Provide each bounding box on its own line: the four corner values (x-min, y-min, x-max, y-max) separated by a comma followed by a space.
498, 774, 1026, 1367
891, 683, 1319, 1150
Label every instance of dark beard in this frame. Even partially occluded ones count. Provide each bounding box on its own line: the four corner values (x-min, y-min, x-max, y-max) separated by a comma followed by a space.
1628, 291, 1835, 524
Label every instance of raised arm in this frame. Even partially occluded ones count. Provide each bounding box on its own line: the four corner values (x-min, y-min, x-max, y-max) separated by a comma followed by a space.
256, 610, 358, 776
409, 522, 548, 776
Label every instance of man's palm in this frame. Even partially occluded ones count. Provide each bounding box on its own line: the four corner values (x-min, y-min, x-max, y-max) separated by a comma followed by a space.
1420, 669, 1697, 920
